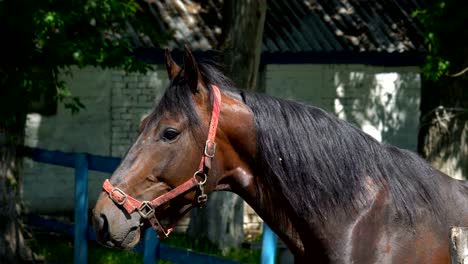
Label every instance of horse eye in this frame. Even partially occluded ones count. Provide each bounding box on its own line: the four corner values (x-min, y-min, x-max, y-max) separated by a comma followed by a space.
162, 128, 179, 141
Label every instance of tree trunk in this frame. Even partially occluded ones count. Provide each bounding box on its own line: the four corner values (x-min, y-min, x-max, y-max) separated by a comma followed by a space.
419, 61, 468, 180
0, 121, 35, 263
187, 0, 266, 252
219, 0, 267, 91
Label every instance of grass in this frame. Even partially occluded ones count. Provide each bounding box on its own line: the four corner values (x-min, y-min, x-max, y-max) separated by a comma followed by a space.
30, 232, 261, 264
162, 233, 261, 263
30, 233, 142, 264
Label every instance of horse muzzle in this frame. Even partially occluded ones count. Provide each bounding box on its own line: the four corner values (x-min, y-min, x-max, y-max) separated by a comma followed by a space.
92, 193, 142, 248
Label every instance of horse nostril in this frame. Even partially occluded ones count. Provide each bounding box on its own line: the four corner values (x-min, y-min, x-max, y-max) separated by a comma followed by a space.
97, 214, 106, 229
94, 214, 110, 242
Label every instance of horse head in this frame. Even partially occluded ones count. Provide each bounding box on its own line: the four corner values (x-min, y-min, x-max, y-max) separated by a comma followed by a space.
92, 47, 256, 248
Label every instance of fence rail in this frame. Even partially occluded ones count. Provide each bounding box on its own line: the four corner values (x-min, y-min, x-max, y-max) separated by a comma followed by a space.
27, 147, 278, 263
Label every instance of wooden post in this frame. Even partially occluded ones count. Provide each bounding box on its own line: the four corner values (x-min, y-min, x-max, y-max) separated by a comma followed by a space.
74, 153, 88, 264
450, 227, 468, 264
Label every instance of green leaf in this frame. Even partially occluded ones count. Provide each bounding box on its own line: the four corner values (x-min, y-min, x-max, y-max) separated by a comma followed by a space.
44, 12, 55, 23
1, 0, 165, 121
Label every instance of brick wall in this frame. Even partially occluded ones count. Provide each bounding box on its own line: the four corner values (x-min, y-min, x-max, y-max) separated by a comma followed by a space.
109, 68, 168, 157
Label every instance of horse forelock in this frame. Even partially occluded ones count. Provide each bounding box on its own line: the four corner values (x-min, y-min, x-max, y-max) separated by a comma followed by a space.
147, 63, 238, 151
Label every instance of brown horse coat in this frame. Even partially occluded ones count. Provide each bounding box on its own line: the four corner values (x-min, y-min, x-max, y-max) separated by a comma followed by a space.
93, 48, 468, 263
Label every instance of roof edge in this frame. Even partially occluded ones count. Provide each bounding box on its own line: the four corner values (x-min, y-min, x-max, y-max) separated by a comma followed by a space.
133, 48, 424, 67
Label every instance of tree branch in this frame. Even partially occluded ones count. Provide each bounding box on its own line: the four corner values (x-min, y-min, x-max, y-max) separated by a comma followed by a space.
447, 66, 468, 77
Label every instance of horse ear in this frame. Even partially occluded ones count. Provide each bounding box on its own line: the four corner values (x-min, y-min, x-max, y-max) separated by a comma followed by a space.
183, 45, 202, 93
165, 49, 181, 81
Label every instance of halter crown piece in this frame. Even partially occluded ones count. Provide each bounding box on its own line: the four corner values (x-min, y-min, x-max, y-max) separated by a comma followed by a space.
102, 85, 222, 238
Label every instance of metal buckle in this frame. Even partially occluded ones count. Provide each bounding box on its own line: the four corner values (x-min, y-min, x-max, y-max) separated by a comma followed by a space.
204, 140, 216, 158
109, 187, 127, 206
193, 171, 207, 185
197, 194, 207, 204
138, 201, 155, 219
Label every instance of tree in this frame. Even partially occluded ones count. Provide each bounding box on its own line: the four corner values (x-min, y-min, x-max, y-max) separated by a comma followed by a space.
187, 0, 267, 252
415, 0, 468, 180
0, 1, 156, 262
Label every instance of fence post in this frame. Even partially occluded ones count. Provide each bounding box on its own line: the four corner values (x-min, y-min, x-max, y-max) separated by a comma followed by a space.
261, 223, 277, 264
74, 153, 88, 264
144, 228, 160, 264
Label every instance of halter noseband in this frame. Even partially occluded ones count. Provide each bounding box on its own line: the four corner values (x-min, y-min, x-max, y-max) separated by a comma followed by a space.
102, 85, 222, 238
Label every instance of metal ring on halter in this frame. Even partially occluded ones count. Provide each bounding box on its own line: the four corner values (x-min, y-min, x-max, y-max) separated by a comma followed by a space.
138, 201, 155, 219
193, 170, 207, 185
109, 187, 127, 206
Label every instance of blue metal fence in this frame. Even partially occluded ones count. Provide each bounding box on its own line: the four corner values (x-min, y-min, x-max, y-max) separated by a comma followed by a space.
28, 148, 278, 263
74, 153, 88, 264
261, 225, 278, 264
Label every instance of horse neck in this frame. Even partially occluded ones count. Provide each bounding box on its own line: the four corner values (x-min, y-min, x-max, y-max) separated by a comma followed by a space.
231, 168, 338, 261
215, 91, 331, 260
238, 177, 307, 255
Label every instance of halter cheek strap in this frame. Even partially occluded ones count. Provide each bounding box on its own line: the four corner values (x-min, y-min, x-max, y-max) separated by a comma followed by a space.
102, 85, 222, 238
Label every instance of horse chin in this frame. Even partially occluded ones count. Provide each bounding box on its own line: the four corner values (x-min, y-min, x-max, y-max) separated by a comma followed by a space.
102, 225, 142, 249
119, 226, 142, 249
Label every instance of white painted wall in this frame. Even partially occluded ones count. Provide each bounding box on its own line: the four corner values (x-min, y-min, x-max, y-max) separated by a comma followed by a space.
266, 64, 421, 151
23, 64, 421, 217
24, 67, 113, 213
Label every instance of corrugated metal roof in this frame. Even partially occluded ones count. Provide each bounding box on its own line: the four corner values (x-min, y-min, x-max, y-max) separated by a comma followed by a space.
136, 0, 222, 50
136, 0, 428, 53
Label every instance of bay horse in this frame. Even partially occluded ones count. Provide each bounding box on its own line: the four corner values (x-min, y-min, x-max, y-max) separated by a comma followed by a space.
93, 47, 468, 263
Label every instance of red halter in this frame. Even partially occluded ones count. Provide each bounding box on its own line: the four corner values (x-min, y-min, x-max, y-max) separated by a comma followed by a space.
102, 85, 222, 238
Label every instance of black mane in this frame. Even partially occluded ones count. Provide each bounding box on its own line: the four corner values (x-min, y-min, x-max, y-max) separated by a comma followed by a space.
159, 63, 445, 225
244, 91, 444, 224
